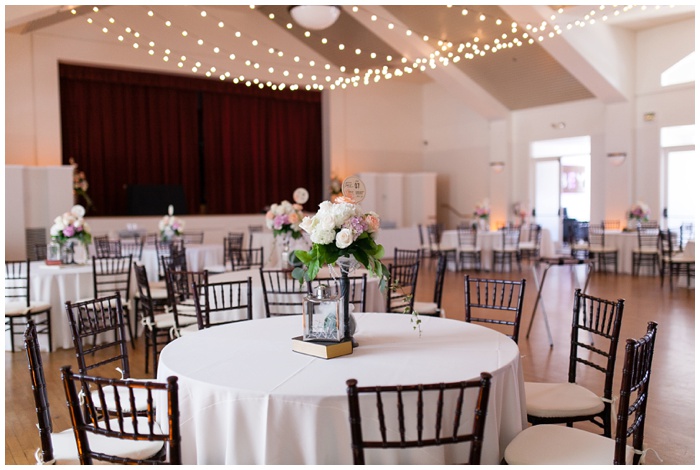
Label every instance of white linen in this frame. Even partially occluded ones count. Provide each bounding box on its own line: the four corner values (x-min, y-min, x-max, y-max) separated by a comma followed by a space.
208, 266, 385, 318
16, 261, 137, 352
141, 243, 224, 282
156, 313, 526, 465
13, 262, 94, 351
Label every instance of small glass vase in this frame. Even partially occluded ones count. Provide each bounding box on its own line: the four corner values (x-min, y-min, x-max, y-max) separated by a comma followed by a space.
279, 233, 292, 269
478, 218, 489, 231
61, 240, 76, 264
330, 255, 359, 344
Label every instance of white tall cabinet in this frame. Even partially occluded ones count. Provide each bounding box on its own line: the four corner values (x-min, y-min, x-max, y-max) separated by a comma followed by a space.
358, 172, 437, 229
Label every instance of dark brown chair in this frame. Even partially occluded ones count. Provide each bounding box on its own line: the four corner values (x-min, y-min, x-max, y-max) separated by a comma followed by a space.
248, 225, 263, 249
504, 322, 658, 465
94, 236, 122, 257
232, 247, 265, 271
492, 227, 521, 272
65, 293, 153, 416
34, 243, 48, 261
134, 263, 174, 376
519, 224, 542, 264
456, 223, 481, 271
92, 255, 135, 348
659, 229, 694, 290
121, 237, 145, 261
385, 260, 420, 313
224, 232, 245, 269
192, 277, 253, 329
182, 231, 204, 244
155, 239, 185, 280
61, 365, 182, 465
346, 372, 493, 465
464, 276, 526, 344
413, 252, 447, 317
524, 289, 625, 437
307, 274, 368, 313
65, 293, 132, 379
5, 260, 52, 352
631, 227, 660, 276
24, 320, 78, 464
393, 247, 421, 267
165, 268, 209, 336
260, 268, 307, 317
587, 223, 618, 273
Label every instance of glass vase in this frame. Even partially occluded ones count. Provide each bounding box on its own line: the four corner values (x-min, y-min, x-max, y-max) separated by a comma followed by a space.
331, 255, 359, 345
61, 240, 75, 264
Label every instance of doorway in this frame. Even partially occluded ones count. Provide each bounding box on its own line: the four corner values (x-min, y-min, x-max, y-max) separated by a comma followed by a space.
531, 136, 592, 247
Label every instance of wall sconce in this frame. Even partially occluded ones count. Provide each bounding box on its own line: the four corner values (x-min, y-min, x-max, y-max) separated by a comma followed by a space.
490, 161, 506, 173
607, 152, 627, 166
289, 5, 341, 30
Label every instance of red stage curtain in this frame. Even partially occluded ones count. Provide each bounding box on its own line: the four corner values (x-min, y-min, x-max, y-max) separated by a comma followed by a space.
59, 63, 322, 216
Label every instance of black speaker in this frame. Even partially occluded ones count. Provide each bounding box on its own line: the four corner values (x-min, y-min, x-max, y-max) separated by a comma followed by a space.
126, 185, 187, 216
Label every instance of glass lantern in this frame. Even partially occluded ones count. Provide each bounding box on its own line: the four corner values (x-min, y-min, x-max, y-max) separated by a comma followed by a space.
303, 284, 343, 342
46, 239, 62, 265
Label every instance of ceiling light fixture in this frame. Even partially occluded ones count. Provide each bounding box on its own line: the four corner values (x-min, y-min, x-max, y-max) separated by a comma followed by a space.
607, 152, 627, 166
490, 161, 506, 173
289, 5, 341, 30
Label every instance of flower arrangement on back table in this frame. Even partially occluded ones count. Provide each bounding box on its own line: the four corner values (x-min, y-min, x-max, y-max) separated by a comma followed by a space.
50, 204, 92, 245
628, 201, 651, 222
159, 205, 185, 241
474, 199, 490, 219
266, 200, 304, 239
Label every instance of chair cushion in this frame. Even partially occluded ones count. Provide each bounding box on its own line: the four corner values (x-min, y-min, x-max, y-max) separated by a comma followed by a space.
203, 264, 227, 274
5, 300, 52, 316
413, 301, 439, 315
525, 382, 605, 417
503, 424, 633, 465
149, 280, 166, 290
632, 247, 659, 254
588, 245, 617, 253
519, 241, 536, 249
457, 246, 480, 253
571, 243, 589, 251
47, 418, 164, 464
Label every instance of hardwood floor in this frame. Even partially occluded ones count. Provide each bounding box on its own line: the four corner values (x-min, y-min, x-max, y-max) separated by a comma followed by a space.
5, 258, 695, 465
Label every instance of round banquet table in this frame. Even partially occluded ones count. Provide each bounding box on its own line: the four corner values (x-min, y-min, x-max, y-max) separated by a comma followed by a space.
156, 313, 526, 465
141, 243, 223, 282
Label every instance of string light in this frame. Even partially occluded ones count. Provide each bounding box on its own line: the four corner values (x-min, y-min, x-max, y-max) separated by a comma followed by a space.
82, 4, 677, 92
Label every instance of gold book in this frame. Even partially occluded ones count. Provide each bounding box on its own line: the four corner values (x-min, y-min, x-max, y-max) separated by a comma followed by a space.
291, 336, 353, 359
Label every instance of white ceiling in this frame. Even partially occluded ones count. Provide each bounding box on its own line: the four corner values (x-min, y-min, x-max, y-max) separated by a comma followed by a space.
5, 4, 695, 119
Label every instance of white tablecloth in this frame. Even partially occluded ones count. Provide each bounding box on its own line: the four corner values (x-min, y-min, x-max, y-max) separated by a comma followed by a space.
157, 313, 526, 464
208, 266, 385, 318
12, 262, 95, 351
441, 229, 554, 271
141, 243, 223, 282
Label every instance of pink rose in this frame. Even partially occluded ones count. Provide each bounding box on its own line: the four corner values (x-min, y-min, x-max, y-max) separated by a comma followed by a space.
364, 213, 380, 233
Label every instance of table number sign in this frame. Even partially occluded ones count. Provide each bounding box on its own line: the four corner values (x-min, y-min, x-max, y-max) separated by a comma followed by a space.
293, 187, 309, 205
341, 176, 366, 203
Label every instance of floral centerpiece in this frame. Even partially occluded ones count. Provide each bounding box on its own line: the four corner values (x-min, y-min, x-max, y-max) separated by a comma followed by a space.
474, 199, 490, 219
512, 202, 528, 226
159, 205, 185, 241
628, 201, 651, 222
292, 196, 421, 337
265, 200, 304, 239
50, 204, 92, 245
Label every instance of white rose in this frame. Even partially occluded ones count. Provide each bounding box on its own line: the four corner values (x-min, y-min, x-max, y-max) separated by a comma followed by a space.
318, 213, 336, 231
299, 215, 316, 233
74, 218, 84, 228
332, 202, 356, 226
317, 201, 333, 215
50, 224, 61, 236
310, 229, 335, 245
53, 216, 65, 230
335, 228, 354, 249
71, 204, 86, 218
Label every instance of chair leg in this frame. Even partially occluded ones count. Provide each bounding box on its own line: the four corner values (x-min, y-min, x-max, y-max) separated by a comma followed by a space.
144, 330, 150, 374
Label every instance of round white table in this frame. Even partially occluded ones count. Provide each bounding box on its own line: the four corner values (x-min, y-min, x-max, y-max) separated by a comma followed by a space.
19, 262, 95, 351
157, 313, 526, 464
